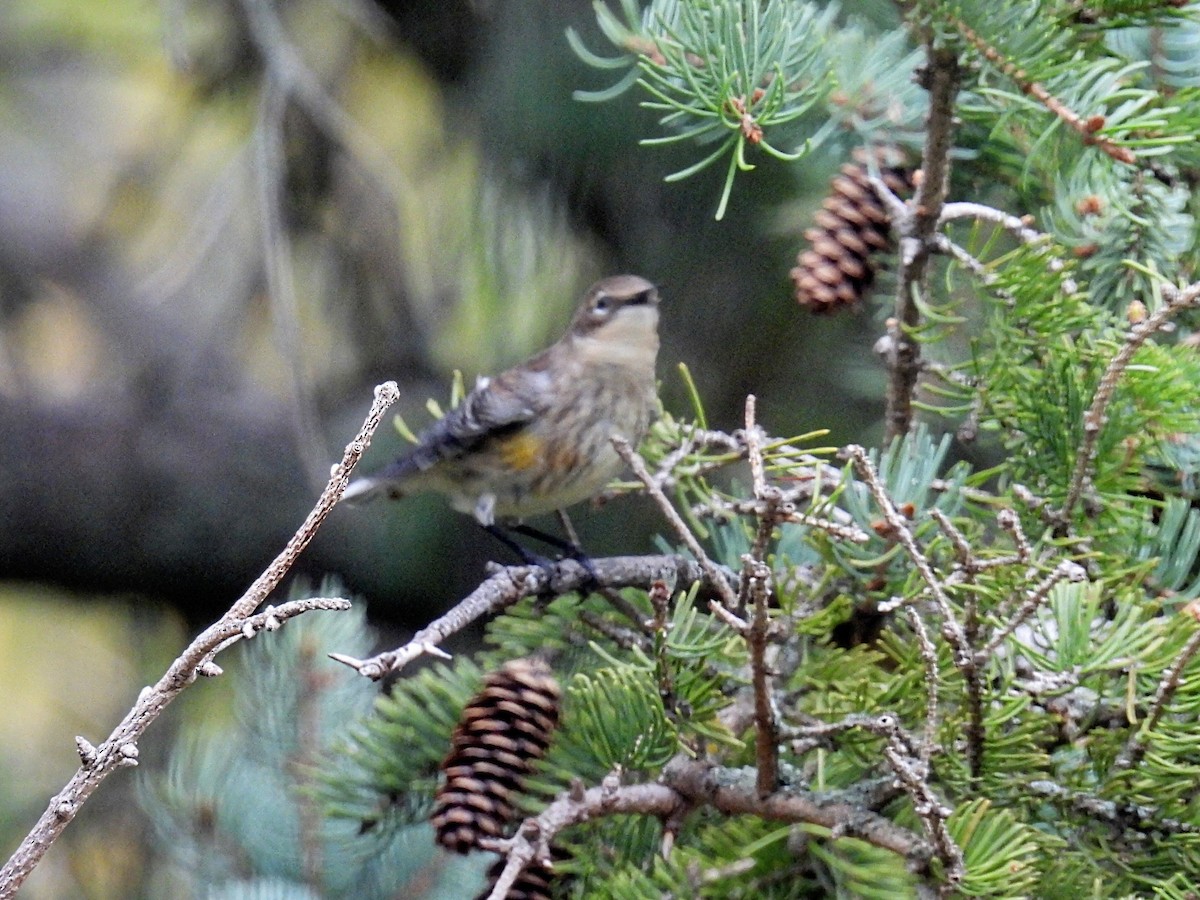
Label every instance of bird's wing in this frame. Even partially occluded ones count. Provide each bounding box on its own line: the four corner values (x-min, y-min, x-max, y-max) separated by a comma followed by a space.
396, 360, 557, 471
341, 356, 555, 504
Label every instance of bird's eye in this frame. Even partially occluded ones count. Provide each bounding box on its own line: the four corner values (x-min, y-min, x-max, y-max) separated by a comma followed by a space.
593, 295, 611, 314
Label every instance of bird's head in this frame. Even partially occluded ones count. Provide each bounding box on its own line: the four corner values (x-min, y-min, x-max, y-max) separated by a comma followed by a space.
568, 275, 661, 368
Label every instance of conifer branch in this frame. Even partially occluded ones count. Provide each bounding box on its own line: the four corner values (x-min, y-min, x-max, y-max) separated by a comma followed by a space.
742, 396, 781, 796
329, 555, 736, 679
1058, 280, 1200, 527
885, 42, 961, 440
1028, 780, 1200, 838
0, 381, 399, 899
1116, 620, 1200, 771
484, 757, 936, 900
952, 19, 1137, 165
612, 435, 743, 613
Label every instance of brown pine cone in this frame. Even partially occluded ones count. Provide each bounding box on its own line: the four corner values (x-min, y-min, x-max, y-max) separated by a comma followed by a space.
474, 850, 570, 900
791, 149, 914, 313
431, 658, 562, 854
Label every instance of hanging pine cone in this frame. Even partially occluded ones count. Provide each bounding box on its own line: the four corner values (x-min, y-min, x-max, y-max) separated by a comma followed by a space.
432, 658, 562, 854
474, 849, 570, 900
791, 149, 914, 313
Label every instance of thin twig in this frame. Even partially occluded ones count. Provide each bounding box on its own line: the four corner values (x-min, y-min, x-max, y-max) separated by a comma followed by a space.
938, 202, 1049, 246
954, 19, 1137, 165
845, 444, 990, 779
698, 496, 869, 543
483, 757, 935, 900
881, 739, 964, 891
977, 561, 1088, 660
330, 555, 735, 680
1058, 280, 1200, 527
844, 446, 971, 663
905, 607, 941, 768
612, 435, 741, 612
885, 43, 961, 440
930, 234, 1020, 306
1116, 623, 1200, 771
0, 382, 399, 898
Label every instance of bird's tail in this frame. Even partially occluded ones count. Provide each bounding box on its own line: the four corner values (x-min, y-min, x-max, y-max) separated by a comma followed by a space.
342, 456, 419, 504
341, 475, 403, 505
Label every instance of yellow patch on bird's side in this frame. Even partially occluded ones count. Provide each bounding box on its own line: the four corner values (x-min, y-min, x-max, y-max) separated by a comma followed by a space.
498, 432, 544, 471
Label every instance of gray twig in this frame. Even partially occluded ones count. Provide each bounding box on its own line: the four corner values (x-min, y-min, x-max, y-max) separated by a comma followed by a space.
612, 435, 741, 614
884, 44, 961, 441
1116, 622, 1200, 771
1058, 280, 1200, 528
844, 446, 971, 664
330, 555, 735, 680
905, 607, 940, 768
483, 757, 936, 900
0, 381, 399, 898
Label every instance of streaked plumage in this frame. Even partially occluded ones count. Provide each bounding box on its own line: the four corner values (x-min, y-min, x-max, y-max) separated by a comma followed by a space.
343, 275, 661, 526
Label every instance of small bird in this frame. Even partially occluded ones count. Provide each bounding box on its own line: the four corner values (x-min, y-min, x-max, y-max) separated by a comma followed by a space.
343, 275, 662, 554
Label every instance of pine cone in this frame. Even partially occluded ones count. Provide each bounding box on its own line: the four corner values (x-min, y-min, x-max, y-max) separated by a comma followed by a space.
432, 658, 562, 854
791, 150, 914, 313
474, 850, 569, 900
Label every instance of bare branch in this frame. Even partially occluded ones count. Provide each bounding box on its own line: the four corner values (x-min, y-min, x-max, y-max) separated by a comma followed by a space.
885, 44, 961, 440
938, 202, 1049, 247
0, 382, 399, 898
612, 435, 742, 612
484, 757, 936, 898
977, 561, 1088, 660
739, 396, 781, 796
330, 555, 736, 680
905, 607, 941, 768
698, 494, 870, 543
843, 446, 971, 664
484, 780, 685, 900
745, 555, 779, 796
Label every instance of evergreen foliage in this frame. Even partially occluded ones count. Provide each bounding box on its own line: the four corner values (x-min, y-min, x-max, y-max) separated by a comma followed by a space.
154, 1, 1200, 897
140, 584, 486, 899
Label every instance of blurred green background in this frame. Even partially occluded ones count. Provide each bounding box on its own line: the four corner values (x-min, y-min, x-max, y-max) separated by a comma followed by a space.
0, 0, 886, 895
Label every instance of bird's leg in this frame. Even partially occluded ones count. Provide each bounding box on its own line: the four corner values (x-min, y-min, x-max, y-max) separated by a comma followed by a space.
483, 520, 599, 589
509, 523, 597, 580
483, 524, 555, 568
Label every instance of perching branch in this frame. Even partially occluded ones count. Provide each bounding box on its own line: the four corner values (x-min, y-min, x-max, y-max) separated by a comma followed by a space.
0, 380, 400, 899
330, 555, 737, 680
